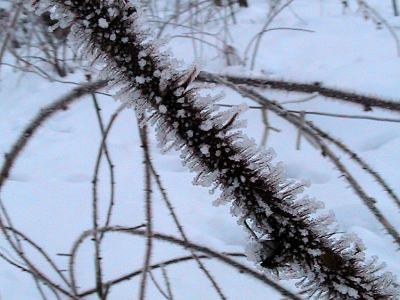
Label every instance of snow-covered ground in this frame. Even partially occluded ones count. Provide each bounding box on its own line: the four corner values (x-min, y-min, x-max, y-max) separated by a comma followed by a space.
0, 0, 400, 299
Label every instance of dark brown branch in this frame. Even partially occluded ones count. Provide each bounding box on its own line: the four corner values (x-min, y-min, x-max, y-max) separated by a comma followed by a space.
197, 71, 400, 113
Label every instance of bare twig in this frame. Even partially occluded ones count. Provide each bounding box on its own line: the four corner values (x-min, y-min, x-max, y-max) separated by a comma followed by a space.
0, 1, 23, 77
393, 0, 399, 16
216, 93, 400, 219
295, 110, 305, 150
306, 122, 400, 212
87, 75, 120, 241
90, 101, 126, 298
248, 0, 295, 70
5, 227, 71, 288
357, 0, 400, 56
69, 224, 146, 296
148, 271, 170, 299
161, 264, 174, 300
288, 110, 400, 123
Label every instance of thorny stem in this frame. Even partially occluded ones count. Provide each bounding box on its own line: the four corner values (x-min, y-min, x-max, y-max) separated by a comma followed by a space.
96, 103, 127, 241
91, 102, 126, 299
138, 120, 154, 300
88, 74, 118, 242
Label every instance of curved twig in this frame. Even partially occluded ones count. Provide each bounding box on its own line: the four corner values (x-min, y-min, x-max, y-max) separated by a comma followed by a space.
0, 80, 107, 299
357, 0, 400, 56
73, 227, 303, 300
306, 121, 400, 212
248, 0, 295, 70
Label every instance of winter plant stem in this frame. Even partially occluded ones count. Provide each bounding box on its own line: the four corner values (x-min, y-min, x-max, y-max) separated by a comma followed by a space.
31, 1, 400, 298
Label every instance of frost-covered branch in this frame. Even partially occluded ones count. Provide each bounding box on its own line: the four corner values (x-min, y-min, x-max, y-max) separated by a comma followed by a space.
31, 1, 400, 298
209, 75, 400, 247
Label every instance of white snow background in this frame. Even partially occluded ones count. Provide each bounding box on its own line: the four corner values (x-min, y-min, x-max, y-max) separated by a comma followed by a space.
0, 0, 400, 299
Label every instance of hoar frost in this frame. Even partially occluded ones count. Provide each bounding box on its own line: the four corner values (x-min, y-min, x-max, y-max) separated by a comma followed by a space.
38, 0, 400, 298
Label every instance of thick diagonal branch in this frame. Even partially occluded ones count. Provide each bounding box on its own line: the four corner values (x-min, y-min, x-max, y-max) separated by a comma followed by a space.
35, 1, 399, 299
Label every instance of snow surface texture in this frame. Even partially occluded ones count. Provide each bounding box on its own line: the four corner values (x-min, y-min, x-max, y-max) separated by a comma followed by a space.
0, 0, 398, 297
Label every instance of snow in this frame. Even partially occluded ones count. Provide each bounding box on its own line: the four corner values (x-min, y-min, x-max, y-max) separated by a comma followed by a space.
1, 0, 400, 299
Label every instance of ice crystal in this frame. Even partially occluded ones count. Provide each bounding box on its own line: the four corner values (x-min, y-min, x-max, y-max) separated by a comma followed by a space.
98, 18, 109, 28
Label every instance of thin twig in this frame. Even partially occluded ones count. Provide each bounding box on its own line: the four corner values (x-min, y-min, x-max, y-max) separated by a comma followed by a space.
216, 92, 400, 216
87, 75, 119, 241
307, 122, 400, 212
248, 0, 296, 70
34, 277, 49, 300
358, 0, 400, 56
220, 102, 400, 123
288, 110, 400, 123
0, 79, 106, 188
69, 224, 147, 297
5, 227, 71, 288
161, 264, 174, 300
148, 271, 170, 299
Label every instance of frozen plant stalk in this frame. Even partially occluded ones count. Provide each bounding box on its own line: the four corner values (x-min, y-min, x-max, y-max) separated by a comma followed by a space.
30, 0, 399, 299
